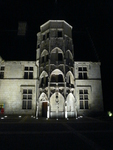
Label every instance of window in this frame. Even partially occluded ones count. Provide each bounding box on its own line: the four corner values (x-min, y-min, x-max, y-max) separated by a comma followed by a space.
43, 35, 45, 40
58, 31, 62, 37
78, 67, 88, 79
41, 78, 44, 86
24, 67, 33, 79
41, 77, 48, 87
46, 77, 48, 86
47, 32, 49, 39
58, 53, 63, 61
83, 67, 87, 71
51, 74, 63, 82
42, 55, 49, 63
29, 67, 33, 71
42, 56, 44, 63
0, 66, 5, 79
78, 67, 82, 71
58, 74, 63, 82
79, 89, 89, 109
1, 66, 5, 70
22, 89, 32, 109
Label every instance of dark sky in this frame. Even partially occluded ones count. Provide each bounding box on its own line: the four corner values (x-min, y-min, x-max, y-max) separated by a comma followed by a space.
0, 0, 113, 111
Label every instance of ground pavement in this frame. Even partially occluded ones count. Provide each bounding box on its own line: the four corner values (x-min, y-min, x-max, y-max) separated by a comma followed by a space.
0, 115, 113, 150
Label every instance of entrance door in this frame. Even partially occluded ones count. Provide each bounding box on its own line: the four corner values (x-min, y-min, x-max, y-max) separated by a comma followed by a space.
42, 102, 47, 117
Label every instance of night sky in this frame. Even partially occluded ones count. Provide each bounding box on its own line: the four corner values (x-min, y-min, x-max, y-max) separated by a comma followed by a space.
0, 0, 113, 112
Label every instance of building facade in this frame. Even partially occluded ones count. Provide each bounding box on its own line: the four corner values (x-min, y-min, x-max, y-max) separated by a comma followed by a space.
0, 20, 103, 118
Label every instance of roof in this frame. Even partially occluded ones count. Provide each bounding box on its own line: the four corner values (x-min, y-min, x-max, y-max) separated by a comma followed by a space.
40, 20, 72, 31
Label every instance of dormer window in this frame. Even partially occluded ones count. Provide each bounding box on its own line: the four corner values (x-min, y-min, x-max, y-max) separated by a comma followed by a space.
78, 67, 88, 79
24, 67, 33, 79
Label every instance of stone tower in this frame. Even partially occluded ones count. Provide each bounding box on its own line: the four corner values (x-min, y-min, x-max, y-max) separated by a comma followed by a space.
36, 20, 76, 119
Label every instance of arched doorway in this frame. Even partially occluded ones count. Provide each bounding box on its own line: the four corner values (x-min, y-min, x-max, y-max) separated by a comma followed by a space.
66, 93, 75, 117
38, 93, 48, 117
50, 92, 65, 118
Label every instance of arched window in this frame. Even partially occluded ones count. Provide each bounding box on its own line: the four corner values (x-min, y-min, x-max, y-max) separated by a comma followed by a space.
41, 50, 49, 63
66, 71, 74, 86
58, 74, 63, 82
50, 69, 64, 82
40, 77, 48, 87
51, 74, 64, 82
50, 48, 64, 63
58, 53, 63, 61
51, 75, 56, 82
65, 50, 73, 60
66, 93, 75, 112
40, 71, 48, 87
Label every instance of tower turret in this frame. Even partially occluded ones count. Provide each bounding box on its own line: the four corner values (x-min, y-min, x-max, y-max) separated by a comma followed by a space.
36, 20, 76, 118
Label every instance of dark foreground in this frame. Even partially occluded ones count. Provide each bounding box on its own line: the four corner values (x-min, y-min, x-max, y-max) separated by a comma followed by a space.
0, 116, 113, 150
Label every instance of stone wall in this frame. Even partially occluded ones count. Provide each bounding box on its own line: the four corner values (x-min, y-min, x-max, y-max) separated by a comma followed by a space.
0, 60, 37, 115
74, 61, 103, 116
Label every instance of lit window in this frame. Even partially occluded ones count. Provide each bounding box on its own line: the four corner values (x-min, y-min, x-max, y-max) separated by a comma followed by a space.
22, 89, 32, 109
78, 67, 88, 79
79, 89, 89, 109
0, 66, 5, 79
24, 67, 33, 79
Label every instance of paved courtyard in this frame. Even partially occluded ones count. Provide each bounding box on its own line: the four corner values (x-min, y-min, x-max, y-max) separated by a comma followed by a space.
0, 115, 113, 150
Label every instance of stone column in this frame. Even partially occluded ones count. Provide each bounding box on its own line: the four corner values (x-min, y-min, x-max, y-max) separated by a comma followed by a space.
65, 105, 67, 119
36, 103, 38, 119
47, 104, 50, 118
48, 81, 50, 118
64, 82, 66, 100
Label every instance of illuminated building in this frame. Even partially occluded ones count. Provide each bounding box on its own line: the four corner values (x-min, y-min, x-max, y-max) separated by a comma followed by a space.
0, 20, 103, 118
